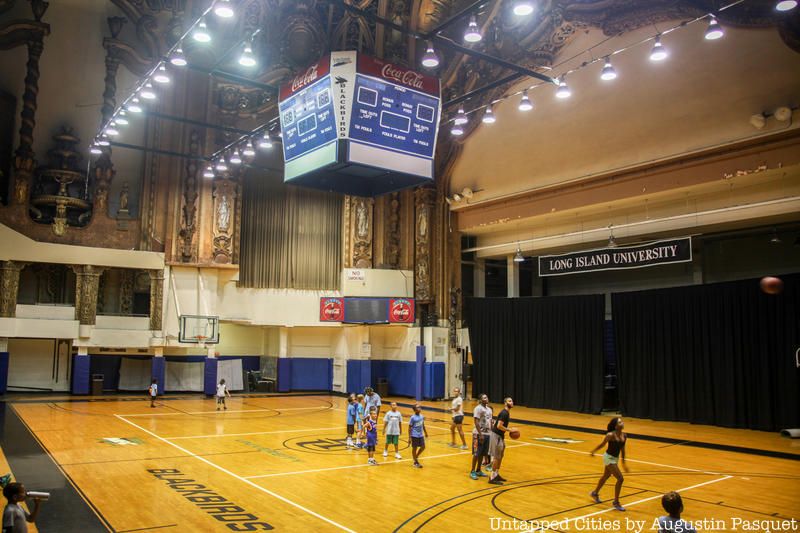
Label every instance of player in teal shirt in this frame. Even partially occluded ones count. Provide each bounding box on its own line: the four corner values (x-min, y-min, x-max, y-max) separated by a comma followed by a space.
407, 403, 428, 468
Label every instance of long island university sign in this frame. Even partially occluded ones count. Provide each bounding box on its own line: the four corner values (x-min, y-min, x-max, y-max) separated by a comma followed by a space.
538, 237, 692, 277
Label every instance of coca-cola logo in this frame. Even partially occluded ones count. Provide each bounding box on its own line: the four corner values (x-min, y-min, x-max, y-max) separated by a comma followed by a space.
291, 64, 320, 92
390, 299, 414, 323
381, 64, 424, 90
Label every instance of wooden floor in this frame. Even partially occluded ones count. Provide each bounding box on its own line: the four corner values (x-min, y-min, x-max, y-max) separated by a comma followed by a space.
4, 394, 799, 532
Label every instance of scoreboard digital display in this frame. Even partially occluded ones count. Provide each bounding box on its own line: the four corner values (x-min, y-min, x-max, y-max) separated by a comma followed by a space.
278, 52, 441, 196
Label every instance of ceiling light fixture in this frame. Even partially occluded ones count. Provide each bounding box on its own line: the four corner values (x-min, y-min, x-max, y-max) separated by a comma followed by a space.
139, 83, 157, 100
203, 165, 215, 178
153, 64, 171, 84
239, 44, 256, 67
242, 140, 256, 157
115, 110, 129, 125
258, 133, 273, 149
555, 76, 571, 99
775, 0, 797, 11
482, 105, 496, 124
518, 90, 533, 111
649, 34, 668, 61
230, 150, 242, 165
704, 16, 724, 40
90, 144, 102, 155
600, 57, 617, 81
170, 47, 187, 67
193, 19, 211, 42
451, 123, 464, 136
464, 15, 482, 43
215, 159, 228, 172
421, 41, 440, 68
513, 0, 534, 16
514, 245, 525, 262
454, 107, 468, 125
127, 97, 143, 113
607, 225, 618, 248
214, 0, 235, 18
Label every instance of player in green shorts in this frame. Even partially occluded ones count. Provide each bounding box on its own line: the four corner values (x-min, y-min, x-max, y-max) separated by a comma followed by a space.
382, 402, 403, 459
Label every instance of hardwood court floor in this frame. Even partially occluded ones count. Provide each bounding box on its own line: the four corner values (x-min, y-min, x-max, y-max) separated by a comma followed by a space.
5, 394, 799, 533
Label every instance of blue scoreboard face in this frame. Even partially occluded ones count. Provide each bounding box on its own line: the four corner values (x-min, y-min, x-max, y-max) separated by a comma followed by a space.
279, 76, 337, 164
349, 74, 439, 160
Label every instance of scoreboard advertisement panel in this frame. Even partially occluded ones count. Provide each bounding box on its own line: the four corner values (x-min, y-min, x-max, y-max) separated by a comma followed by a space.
278, 51, 441, 195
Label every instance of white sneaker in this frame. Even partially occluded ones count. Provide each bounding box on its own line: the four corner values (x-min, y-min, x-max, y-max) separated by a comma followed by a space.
395, 453, 402, 459
382, 450, 388, 457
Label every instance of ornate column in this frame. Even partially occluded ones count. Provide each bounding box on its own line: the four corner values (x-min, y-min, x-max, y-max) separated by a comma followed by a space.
119, 269, 134, 315
72, 265, 105, 325
148, 269, 164, 331
178, 130, 201, 263
0, 262, 26, 318
414, 187, 435, 303
384, 191, 401, 268
12, 37, 45, 205
351, 196, 374, 268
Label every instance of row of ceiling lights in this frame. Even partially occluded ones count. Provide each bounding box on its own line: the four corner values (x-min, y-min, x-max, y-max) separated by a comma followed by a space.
445, 0, 796, 136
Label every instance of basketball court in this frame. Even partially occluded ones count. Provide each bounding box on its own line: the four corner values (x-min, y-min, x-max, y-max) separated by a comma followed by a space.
2, 393, 797, 532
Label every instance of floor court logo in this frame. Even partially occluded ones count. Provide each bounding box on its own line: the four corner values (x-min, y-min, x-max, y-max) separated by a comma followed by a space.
283, 436, 410, 455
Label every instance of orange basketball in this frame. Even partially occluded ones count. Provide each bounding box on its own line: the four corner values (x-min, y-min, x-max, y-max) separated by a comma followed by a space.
760, 276, 784, 295
509, 428, 521, 440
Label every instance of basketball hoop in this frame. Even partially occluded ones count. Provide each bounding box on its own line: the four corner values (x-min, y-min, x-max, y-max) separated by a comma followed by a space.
195, 335, 208, 349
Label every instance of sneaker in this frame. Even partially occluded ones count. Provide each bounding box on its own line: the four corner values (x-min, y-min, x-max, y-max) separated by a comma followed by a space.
476, 471, 488, 477
395, 453, 402, 459
460, 444, 468, 450
413, 462, 423, 468
0, 474, 11, 488
470, 471, 478, 480
383, 450, 388, 457
484, 465, 493, 472
488, 477, 504, 485
369, 460, 379, 466
613, 501, 626, 512
495, 475, 507, 482
590, 491, 601, 504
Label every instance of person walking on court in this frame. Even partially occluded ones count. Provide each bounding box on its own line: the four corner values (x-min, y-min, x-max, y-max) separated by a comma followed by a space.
346, 394, 358, 449
657, 491, 697, 533
3, 482, 41, 533
449, 387, 467, 449
470, 393, 493, 480
488, 397, 513, 485
589, 416, 629, 511
364, 387, 382, 418
365, 408, 380, 465
408, 403, 428, 468
216, 379, 231, 411
383, 402, 403, 459
148, 378, 158, 408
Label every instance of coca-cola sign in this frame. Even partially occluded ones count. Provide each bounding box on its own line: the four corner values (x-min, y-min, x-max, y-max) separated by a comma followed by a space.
291, 64, 320, 93
381, 64, 424, 90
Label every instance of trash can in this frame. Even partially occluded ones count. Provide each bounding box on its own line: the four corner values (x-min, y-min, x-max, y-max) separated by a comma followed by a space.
91, 374, 104, 395
376, 378, 389, 398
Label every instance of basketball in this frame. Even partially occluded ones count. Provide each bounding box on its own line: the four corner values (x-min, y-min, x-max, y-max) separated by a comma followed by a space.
509, 428, 521, 440
760, 276, 784, 295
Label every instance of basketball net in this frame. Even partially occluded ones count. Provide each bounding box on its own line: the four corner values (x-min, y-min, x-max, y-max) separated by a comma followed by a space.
196, 335, 208, 350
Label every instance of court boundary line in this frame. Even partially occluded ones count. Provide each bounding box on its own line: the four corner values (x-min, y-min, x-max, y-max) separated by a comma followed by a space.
124, 406, 328, 417
163, 426, 342, 440
114, 414, 356, 533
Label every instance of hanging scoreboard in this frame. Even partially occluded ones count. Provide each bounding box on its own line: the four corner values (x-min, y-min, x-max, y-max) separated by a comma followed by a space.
279, 51, 441, 197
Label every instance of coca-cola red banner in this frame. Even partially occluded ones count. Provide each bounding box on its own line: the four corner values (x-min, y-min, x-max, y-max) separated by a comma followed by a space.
319, 297, 344, 322
389, 298, 415, 324
279, 55, 331, 100
357, 54, 440, 96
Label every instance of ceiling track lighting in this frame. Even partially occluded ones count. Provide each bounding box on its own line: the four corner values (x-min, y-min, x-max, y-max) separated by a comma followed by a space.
514, 245, 525, 262
230, 150, 243, 164
140, 82, 157, 100
464, 15, 482, 43
115, 111, 129, 125
775, 0, 798, 11
215, 159, 228, 172
451, 123, 465, 136
518, 90, 533, 111
649, 34, 668, 61
704, 16, 724, 40
239, 43, 257, 67
258, 133, 273, 149
170, 47, 187, 67
90, 145, 102, 155
127, 98, 143, 113
421, 41, 440, 68
214, 0, 234, 18
96, 135, 110, 147
600, 57, 617, 81
242, 141, 256, 157
512, 0, 534, 16
153, 64, 171, 84
193, 19, 211, 42
555, 76, 571, 99
454, 107, 468, 125
203, 165, 215, 178
482, 105, 496, 124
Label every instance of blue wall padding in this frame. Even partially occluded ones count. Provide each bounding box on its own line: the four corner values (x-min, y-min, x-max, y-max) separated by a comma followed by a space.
71, 354, 90, 394
346, 360, 372, 394
89, 356, 121, 390
204, 357, 219, 396
0, 352, 9, 394
151, 357, 166, 395
289, 358, 332, 391
370, 360, 416, 397
277, 358, 291, 392
415, 346, 426, 401
424, 362, 445, 400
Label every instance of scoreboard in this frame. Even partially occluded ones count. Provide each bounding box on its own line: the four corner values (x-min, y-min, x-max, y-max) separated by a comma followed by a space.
279, 52, 441, 197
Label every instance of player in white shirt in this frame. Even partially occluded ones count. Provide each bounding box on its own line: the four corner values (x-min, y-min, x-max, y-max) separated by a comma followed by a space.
449, 387, 467, 449
148, 379, 158, 408
216, 379, 231, 410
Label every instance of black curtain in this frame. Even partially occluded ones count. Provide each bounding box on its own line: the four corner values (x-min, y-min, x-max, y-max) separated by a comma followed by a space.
467, 295, 605, 413
613, 274, 800, 431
